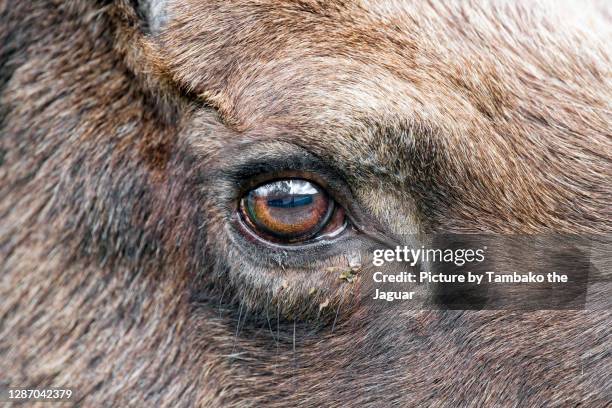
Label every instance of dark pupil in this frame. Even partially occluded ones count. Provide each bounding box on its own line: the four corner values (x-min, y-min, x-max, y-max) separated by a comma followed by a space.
267, 195, 313, 208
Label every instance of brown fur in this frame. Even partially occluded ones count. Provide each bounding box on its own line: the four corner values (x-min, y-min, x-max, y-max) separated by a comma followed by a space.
1, 1, 610, 406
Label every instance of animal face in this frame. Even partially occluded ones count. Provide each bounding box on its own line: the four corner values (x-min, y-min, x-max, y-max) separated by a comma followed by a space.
0, 1, 610, 406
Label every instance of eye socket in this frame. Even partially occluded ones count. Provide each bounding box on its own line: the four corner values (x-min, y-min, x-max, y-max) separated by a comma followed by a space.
239, 178, 346, 244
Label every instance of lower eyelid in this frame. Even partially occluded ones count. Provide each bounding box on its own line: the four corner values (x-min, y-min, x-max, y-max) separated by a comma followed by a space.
232, 209, 351, 251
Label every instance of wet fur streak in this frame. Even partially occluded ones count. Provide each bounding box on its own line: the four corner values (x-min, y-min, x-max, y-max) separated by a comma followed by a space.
0, 1, 611, 407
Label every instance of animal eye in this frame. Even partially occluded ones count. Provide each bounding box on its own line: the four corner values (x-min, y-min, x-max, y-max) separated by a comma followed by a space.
239, 179, 346, 243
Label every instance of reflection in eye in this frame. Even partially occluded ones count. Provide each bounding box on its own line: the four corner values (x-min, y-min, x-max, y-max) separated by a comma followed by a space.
240, 179, 344, 243
267, 195, 313, 208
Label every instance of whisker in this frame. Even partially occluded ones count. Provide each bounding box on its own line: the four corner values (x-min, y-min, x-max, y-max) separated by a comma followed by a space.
293, 319, 297, 389
331, 296, 342, 334
218, 285, 228, 319
274, 300, 280, 373
231, 301, 244, 355
266, 292, 277, 345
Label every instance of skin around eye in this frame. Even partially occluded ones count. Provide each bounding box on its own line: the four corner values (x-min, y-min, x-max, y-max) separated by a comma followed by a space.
241, 179, 335, 241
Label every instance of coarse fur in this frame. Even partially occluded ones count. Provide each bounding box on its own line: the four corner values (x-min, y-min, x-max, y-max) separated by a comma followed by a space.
0, 0, 611, 407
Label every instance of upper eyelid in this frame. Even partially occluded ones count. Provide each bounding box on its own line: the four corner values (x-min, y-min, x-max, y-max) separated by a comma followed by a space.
211, 142, 349, 198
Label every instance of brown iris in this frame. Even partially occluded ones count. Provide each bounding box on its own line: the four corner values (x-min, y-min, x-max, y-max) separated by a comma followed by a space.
241, 179, 335, 242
